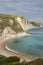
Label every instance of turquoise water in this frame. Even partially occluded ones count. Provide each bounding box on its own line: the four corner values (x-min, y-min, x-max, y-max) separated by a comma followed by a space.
8, 28, 43, 57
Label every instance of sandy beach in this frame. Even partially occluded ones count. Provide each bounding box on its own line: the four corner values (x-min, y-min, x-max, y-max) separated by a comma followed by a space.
0, 32, 36, 62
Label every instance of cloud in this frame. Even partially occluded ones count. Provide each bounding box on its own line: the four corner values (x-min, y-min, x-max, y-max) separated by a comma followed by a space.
0, 0, 43, 22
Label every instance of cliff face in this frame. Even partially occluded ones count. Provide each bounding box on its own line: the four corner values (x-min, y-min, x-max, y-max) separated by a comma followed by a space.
0, 14, 42, 36
14, 17, 36, 30
16, 17, 29, 30
15, 17, 42, 30
0, 14, 23, 36
0, 14, 31, 35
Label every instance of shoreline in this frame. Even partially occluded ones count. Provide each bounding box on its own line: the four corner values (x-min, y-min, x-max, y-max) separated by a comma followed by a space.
0, 32, 37, 62
5, 45, 36, 61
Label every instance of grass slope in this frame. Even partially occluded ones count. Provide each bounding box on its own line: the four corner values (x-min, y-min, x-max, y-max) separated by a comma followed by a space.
0, 14, 23, 36
0, 55, 43, 65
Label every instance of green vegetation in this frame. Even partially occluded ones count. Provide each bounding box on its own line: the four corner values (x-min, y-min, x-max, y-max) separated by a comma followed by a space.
0, 14, 23, 35
0, 55, 43, 65
30, 22, 41, 27
11, 19, 23, 33
26, 58, 43, 65
0, 55, 6, 60
0, 55, 21, 65
5, 56, 20, 62
0, 14, 42, 36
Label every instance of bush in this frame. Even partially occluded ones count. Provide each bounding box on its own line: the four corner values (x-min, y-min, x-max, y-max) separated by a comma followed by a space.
25, 58, 43, 65
0, 55, 43, 65
5, 56, 20, 63
0, 55, 6, 60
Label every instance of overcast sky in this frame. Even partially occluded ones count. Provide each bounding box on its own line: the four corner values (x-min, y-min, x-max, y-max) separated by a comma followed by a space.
0, 0, 43, 22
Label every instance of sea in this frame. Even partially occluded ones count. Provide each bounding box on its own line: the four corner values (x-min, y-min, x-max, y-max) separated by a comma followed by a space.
0, 0, 43, 57
8, 28, 43, 57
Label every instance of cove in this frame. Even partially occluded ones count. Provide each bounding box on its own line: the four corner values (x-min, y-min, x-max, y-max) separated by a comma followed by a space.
8, 28, 43, 57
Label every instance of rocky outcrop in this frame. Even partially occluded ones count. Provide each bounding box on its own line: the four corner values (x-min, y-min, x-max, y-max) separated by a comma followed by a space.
15, 17, 29, 30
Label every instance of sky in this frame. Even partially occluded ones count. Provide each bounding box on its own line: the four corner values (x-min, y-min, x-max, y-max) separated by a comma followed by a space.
0, 0, 43, 22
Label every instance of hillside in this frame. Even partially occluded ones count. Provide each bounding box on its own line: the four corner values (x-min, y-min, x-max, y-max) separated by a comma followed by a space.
0, 14, 23, 36
0, 55, 43, 65
0, 14, 42, 36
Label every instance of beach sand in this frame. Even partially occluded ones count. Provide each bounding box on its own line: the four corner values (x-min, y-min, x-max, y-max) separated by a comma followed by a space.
0, 32, 36, 62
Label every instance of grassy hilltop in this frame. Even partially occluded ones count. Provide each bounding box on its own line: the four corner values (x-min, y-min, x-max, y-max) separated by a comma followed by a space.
0, 14, 42, 36
0, 55, 43, 65
0, 14, 23, 34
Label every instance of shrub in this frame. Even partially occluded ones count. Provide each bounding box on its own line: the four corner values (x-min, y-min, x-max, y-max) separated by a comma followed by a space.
5, 56, 20, 63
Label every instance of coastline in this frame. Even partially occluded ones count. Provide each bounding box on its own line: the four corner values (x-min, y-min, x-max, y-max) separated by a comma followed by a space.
0, 32, 36, 62
5, 44, 37, 61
